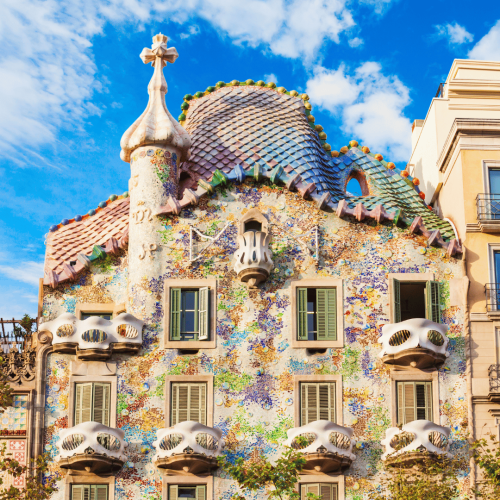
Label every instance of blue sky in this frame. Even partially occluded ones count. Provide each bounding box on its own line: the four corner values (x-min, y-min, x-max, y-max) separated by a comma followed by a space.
0, 0, 499, 319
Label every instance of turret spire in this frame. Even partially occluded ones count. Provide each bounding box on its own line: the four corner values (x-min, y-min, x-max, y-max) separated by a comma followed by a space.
120, 34, 191, 162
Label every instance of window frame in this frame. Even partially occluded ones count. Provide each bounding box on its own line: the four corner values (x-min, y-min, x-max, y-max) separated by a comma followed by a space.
168, 484, 206, 500
163, 279, 217, 349
299, 381, 337, 426
165, 375, 214, 427
396, 381, 433, 425
162, 475, 213, 500
73, 382, 112, 427
388, 273, 436, 324
293, 375, 343, 427
68, 375, 117, 428
297, 475, 344, 500
64, 476, 115, 500
70, 484, 108, 500
390, 369, 439, 426
291, 279, 344, 349
75, 303, 125, 320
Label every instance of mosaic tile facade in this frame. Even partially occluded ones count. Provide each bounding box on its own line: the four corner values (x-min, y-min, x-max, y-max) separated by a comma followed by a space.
1, 394, 28, 435
41, 181, 469, 499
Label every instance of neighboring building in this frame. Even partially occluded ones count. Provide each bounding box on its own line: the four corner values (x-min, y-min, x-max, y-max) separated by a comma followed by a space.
410, 58, 500, 489
27, 35, 470, 499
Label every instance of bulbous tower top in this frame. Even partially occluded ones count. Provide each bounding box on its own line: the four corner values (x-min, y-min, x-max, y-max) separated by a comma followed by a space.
120, 34, 191, 163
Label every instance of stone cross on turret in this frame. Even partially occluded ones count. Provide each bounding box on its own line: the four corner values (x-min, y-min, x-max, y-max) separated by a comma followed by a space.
120, 34, 191, 321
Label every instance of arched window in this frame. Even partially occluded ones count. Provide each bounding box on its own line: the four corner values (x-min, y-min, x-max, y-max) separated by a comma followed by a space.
244, 220, 262, 233
345, 170, 369, 196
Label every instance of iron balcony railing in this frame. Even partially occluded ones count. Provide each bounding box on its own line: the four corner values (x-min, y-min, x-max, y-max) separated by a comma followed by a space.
485, 284, 500, 312
477, 194, 500, 221
489, 364, 500, 393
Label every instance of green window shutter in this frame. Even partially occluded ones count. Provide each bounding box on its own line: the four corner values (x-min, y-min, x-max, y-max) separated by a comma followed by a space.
393, 279, 401, 323
297, 288, 308, 340
196, 485, 206, 500
75, 383, 92, 425
93, 383, 110, 426
198, 287, 210, 341
397, 382, 433, 424
316, 289, 337, 340
170, 288, 182, 340
171, 383, 206, 425
71, 485, 85, 500
301, 383, 335, 425
169, 485, 178, 500
426, 281, 441, 323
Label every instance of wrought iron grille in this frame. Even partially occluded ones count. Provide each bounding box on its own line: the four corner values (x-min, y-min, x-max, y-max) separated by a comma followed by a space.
0, 318, 30, 354
477, 193, 500, 221
489, 364, 500, 393
485, 284, 500, 312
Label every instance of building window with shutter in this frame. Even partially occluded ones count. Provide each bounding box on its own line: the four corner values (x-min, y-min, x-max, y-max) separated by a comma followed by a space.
396, 381, 433, 425
300, 382, 336, 425
297, 288, 337, 341
392, 279, 441, 323
300, 483, 338, 499
171, 383, 207, 426
170, 288, 210, 341
169, 485, 206, 500
71, 484, 108, 500
74, 383, 111, 426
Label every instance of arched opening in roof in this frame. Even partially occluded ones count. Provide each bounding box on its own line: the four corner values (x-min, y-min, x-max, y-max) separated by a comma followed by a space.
178, 171, 196, 198
345, 170, 370, 197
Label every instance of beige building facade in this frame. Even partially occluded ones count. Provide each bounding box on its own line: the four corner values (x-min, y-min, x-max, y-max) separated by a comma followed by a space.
411, 60, 500, 478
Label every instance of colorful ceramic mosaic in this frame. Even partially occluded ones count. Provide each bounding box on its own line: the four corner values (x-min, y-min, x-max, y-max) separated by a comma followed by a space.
42, 181, 469, 499
1, 394, 28, 435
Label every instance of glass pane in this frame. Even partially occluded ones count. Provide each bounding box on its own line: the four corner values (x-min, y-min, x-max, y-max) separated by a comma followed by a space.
183, 291, 197, 310
81, 313, 112, 320
307, 314, 315, 333
490, 169, 500, 194
178, 487, 197, 499
183, 311, 196, 332
307, 301, 315, 312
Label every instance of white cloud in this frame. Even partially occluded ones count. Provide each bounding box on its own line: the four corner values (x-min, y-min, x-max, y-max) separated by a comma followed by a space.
0, 0, 399, 161
469, 20, 500, 61
434, 22, 473, 46
179, 25, 200, 39
348, 37, 364, 48
306, 62, 412, 161
264, 73, 278, 84
0, 261, 44, 286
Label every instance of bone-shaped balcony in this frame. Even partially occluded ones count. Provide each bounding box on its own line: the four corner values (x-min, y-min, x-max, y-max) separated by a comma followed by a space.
233, 231, 273, 289
378, 318, 449, 369
285, 421, 355, 474
57, 422, 127, 473
382, 420, 451, 466
41, 313, 143, 360
152, 421, 223, 474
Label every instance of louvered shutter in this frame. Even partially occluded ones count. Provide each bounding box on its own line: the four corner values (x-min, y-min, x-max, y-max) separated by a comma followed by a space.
75, 383, 93, 425
170, 288, 182, 340
316, 289, 337, 340
172, 383, 206, 425
397, 382, 433, 424
397, 382, 404, 426
320, 484, 333, 500
196, 485, 206, 500
331, 484, 338, 500
94, 486, 108, 500
393, 279, 401, 323
93, 383, 110, 426
301, 383, 335, 425
297, 288, 308, 340
303, 484, 320, 497
198, 287, 209, 340
71, 485, 85, 500
169, 485, 178, 500
425, 382, 433, 421
426, 281, 441, 323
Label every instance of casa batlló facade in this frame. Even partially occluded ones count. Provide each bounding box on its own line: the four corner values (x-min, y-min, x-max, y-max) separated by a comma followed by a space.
4, 35, 471, 500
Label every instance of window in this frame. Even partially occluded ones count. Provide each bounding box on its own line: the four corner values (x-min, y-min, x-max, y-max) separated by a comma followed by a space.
171, 383, 207, 426
71, 485, 108, 500
297, 288, 337, 341
244, 220, 262, 232
301, 484, 338, 500
396, 381, 433, 425
300, 382, 336, 425
74, 383, 110, 426
170, 288, 209, 341
392, 279, 440, 323
169, 485, 206, 500
81, 313, 112, 320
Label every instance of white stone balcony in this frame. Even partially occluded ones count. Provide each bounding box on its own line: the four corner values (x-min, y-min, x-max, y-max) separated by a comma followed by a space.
378, 318, 449, 369
41, 312, 143, 360
57, 422, 128, 473
382, 420, 451, 466
285, 420, 355, 474
152, 421, 223, 474
233, 231, 273, 288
